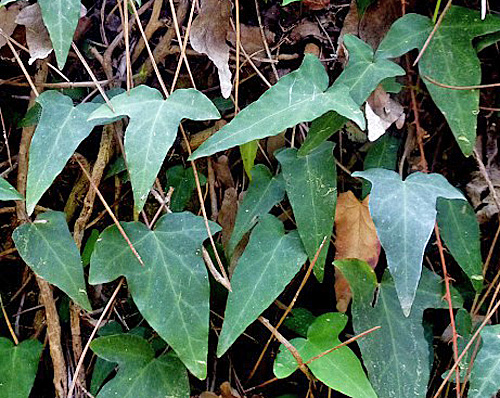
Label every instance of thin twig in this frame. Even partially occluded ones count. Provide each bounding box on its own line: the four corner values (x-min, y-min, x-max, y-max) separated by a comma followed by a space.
0, 294, 19, 345
234, 0, 241, 110
424, 75, 500, 90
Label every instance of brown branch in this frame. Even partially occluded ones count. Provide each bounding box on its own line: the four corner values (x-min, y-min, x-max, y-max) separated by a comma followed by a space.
423, 75, 500, 90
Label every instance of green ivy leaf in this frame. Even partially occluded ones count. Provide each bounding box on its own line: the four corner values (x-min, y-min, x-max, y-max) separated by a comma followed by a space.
277, 142, 337, 282
38, 0, 81, 68
217, 215, 307, 356
437, 198, 483, 291
13, 211, 92, 311
165, 165, 207, 212
336, 259, 463, 398
353, 168, 465, 315
283, 308, 316, 338
0, 338, 43, 398
274, 312, 377, 398
89, 86, 220, 212
91, 334, 190, 398
299, 35, 405, 156
0, 177, 23, 201
190, 54, 365, 160
26, 91, 103, 215
377, 7, 500, 156
469, 324, 500, 398
227, 165, 285, 258
89, 212, 220, 379
240, 140, 258, 179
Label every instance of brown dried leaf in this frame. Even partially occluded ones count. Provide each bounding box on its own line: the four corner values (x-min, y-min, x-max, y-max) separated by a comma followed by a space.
289, 20, 322, 43
15, 3, 52, 64
334, 191, 380, 312
220, 382, 241, 398
227, 24, 275, 55
213, 155, 234, 189
303, 0, 330, 11
366, 86, 405, 141
466, 168, 500, 223
190, 0, 232, 98
217, 187, 238, 249
0, 2, 23, 50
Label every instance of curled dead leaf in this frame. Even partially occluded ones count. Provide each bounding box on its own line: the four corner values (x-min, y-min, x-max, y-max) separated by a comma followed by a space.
190, 0, 232, 98
0, 1, 23, 50
15, 3, 52, 64
227, 24, 275, 56
365, 86, 405, 142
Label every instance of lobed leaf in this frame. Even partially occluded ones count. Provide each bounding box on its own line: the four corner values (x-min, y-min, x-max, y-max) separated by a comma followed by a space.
353, 168, 465, 315
13, 211, 92, 311
190, 54, 365, 160
89, 86, 220, 212
469, 324, 500, 398
336, 259, 463, 398
89, 212, 220, 379
217, 215, 307, 356
274, 312, 377, 398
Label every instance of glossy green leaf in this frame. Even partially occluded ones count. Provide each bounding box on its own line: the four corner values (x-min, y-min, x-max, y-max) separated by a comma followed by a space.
89, 212, 220, 379
240, 140, 258, 179
82, 229, 100, 267
190, 54, 365, 160
38, 0, 81, 68
13, 211, 92, 311
227, 165, 285, 257
283, 308, 316, 338
277, 142, 336, 282
299, 35, 405, 156
91, 334, 190, 398
89, 86, 220, 212
0, 338, 43, 398
165, 165, 207, 212
353, 168, 465, 315
377, 7, 500, 156
26, 91, 103, 215
437, 198, 483, 291
336, 259, 463, 398
0, 177, 23, 201
469, 324, 500, 398
362, 134, 401, 197
217, 215, 307, 356
274, 312, 377, 398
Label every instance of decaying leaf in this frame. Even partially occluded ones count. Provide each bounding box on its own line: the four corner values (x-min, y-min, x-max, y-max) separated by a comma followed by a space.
334, 191, 380, 312
15, 3, 52, 64
190, 0, 232, 98
365, 86, 405, 141
289, 20, 322, 43
213, 155, 235, 189
217, 187, 238, 249
466, 168, 500, 223
0, 1, 23, 50
227, 24, 275, 55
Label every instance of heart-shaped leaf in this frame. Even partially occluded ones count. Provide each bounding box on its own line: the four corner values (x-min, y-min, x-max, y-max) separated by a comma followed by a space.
353, 168, 465, 315
38, 0, 81, 68
89, 86, 220, 212
276, 142, 337, 282
0, 338, 43, 398
227, 165, 285, 258
298, 35, 405, 156
13, 211, 92, 311
469, 324, 500, 398
217, 215, 307, 356
274, 312, 377, 398
437, 198, 483, 291
91, 334, 190, 398
336, 259, 463, 398
190, 54, 365, 160
0, 177, 22, 201
26, 91, 103, 215
377, 7, 500, 156
89, 212, 220, 379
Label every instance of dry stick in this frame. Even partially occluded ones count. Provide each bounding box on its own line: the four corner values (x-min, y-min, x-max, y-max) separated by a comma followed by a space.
0, 108, 12, 168
167, 0, 196, 89
67, 279, 124, 398
254, 0, 279, 80
234, 0, 241, 111
131, 0, 163, 63
248, 237, 328, 381
412, 0, 452, 66
123, 0, 132, 92
0, 294, 19, 345
171, 0, 197, 90
71, 42, 114, 111
2, 36, 39, 96
75, 158, 145, 266
258, 316, 314, 381
0, 79, 114, 89
129, 0, 170, 97
304, 325, 381, 365
424, 76, 500, 90
433, 296, 500, 397
434, 223, 461, 397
